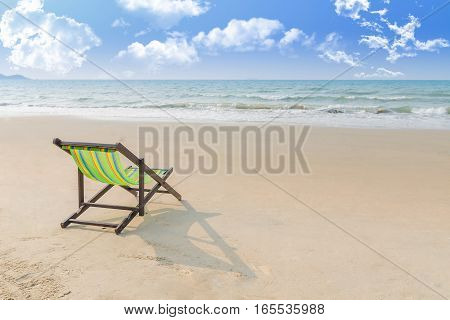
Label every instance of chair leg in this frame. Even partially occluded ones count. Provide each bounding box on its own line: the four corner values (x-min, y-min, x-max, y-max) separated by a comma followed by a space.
115, 168, 172, 234
115, 209, 139, 235
61, 184, 114, 228
155, 168, 182, 201
78, 169, 84, 208
138, 158, 145, 216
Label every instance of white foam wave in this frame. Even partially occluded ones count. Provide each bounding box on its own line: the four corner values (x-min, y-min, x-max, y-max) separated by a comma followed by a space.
411, 107, 449, 115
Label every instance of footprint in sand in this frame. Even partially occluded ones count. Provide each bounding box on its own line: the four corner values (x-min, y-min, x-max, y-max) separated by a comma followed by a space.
0, 255, 68, 300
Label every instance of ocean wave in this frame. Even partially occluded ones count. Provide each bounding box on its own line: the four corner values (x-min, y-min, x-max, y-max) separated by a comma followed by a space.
174, 92, 311, 102
102, 92, 419, 104
411, 107, 450, 115
8, 100, 450, 117
390, 106, 412, 113
286, 95, 412, 102
333, 95, 411, 102
235, 104, 272, 110
367, 96, 409, 101
363, 106, 450, 115
343, 90, 379, 95
300, 105, 450, 116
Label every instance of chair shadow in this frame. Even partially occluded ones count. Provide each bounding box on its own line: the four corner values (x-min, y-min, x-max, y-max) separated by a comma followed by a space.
127, 200, 256, 278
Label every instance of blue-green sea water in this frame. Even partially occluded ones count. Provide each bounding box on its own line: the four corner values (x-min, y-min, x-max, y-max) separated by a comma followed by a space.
0, 80, 449, 128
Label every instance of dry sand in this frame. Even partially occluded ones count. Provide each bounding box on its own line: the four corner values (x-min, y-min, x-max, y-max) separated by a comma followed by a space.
0, 116, 449, 299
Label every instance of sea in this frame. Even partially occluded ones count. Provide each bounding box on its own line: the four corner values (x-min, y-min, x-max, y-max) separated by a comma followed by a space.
0, 80, 449, 129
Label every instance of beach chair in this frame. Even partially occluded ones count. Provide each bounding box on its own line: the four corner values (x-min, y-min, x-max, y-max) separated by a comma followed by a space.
53, 138, 181, 235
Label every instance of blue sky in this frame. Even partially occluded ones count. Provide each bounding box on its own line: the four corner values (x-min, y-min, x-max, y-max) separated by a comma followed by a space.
0, 0, 449, 79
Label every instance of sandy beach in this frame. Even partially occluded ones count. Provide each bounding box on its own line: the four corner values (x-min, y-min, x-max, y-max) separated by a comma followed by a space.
0, 115, 449, 300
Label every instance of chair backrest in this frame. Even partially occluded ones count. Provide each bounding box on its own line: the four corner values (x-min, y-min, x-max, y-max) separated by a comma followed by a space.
61, 145, 139, 186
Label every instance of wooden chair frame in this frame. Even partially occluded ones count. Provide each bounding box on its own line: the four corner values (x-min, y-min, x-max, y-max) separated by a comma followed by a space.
53, 138, 182, 235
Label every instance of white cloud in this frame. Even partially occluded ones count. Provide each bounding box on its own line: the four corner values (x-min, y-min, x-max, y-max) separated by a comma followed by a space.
134, 27, 152, 37
117, 34, 198, 67
354, 67, 404, 78
359, 35, 389, 49
414, 38, 449, 52
193, 18, 283, 52
359, 34, 416, 63
387, 16, 449, 57
317, 32, 339, 51
318, 32, 360, 66
0, 0, 101, 73
320, 50, 360, 66
120, 18, 313, 67
112, 17, 130, 28
386, 50, 416, 63
334, 0, 370, 20
371, 8, 388, 16
386, 15, 420, 49
279, 28, 315, 48
17, 0, 42, 12
359, 15, 449, 62
279, 28, 301, 47
117, 0, 209, 28
358, 19, 383, 33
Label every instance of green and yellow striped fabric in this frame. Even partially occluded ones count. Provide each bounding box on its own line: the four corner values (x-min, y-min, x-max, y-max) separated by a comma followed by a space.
62, 145, 166, 186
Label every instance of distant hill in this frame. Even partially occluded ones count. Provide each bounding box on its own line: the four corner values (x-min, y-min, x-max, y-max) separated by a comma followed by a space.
0, 73, 29, 80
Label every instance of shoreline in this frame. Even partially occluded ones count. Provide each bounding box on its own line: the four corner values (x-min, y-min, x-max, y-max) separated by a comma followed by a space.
1, 112, 449, 131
